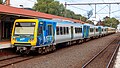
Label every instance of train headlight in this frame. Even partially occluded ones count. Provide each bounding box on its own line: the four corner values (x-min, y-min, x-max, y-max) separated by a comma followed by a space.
29, 38, 34, 42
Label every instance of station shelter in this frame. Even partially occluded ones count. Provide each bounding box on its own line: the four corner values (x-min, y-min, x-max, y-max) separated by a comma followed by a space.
0, 4, 84, 42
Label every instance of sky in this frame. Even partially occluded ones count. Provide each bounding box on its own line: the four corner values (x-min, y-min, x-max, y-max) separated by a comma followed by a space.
5, 0, 120, 22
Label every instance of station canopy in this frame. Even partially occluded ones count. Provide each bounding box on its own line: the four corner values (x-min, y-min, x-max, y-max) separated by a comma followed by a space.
0, 4, 85, 24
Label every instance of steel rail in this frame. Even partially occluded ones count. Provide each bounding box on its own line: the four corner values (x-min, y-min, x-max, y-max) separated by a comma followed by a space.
0, 55, 20, 61
0, 56, 34, 68
82, 38, 117, 68
106, 43, 120, 68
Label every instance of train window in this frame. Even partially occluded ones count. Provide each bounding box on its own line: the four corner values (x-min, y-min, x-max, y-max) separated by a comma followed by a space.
65, 27, 67, 34
96, 29, 98, 32
48, 25, 52, 35
56, 26, 59, 35
60, 27, 62, 35
104, 29, 106, 31
75, 28, 81, 33
64, 27, 66, 34
62, 27, 64, 35
80, 28, 82, 33
102, 29, 103, 31
75, 28, 77, 33
15, 22, 35, 27
38, 26, 42, 35
78, 28, 80, 33
75, 28, 76, 33
90, 28, 94, 32
77, 28, 78, 33
67, 27, 69, 34
90, 28, 91, 32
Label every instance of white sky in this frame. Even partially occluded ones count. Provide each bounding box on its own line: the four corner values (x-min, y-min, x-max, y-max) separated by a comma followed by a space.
6, 0, 120, 21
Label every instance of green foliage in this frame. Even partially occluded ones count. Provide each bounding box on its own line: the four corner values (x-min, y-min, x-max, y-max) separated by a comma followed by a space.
0, 0, 3, 4
33, 0, 64, 16
103, 17, 119, 28
33, 0, 87, 22
86, 20, 94, 25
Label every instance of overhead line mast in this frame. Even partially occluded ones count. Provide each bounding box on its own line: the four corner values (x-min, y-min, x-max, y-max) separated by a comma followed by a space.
65, 2, 120, 18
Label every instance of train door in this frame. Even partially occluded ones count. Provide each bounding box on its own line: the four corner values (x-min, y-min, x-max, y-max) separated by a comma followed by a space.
83, 26, 87, 38
71, 26, 74, 39
37, 24, 43, 45
44, 23, 54, 45
86, 26, 89, 38
98, 27, 102, 34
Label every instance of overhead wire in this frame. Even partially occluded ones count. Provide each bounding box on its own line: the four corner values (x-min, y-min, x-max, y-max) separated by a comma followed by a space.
69, 5, 89, 11
96, 5, 108, 13
27, 0, 36, 3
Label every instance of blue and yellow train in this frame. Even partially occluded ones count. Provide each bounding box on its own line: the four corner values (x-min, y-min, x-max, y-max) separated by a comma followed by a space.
11, 18, 116, 54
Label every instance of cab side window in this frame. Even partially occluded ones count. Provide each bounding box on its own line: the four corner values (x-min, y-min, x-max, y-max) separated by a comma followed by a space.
38, 26, 42, 35
48, 25, 52, 35
56, 26, 59, 35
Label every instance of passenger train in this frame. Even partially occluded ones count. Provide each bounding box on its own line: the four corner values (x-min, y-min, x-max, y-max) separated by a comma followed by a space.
11, 18, 116, 54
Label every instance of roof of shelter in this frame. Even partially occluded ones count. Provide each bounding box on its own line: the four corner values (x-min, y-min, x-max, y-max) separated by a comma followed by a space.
0, 4, 85, 24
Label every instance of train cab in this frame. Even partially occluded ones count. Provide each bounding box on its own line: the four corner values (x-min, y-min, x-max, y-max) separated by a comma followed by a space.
11, 19, 56, 54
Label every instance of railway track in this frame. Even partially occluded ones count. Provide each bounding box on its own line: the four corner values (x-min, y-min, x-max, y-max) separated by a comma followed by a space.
0, 55, 34, 68
82, 37, 120, 68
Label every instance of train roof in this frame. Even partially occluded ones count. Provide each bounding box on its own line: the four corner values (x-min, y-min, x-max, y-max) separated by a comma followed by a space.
71, 23, 83, 26
56, 20, 82, 26
38, 18, 56, 23
83, 23, 95, 28
83, 23, 94, 26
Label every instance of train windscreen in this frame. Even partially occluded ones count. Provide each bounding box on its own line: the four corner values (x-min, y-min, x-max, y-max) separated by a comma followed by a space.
14, 22, 35, 35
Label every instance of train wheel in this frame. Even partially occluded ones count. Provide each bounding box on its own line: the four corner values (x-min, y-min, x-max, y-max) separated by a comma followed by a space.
38, 48, 42, 54
42, 47, 46, 54
69, 41, 72, 45
52, 45, 56, 51
49, 46, 52, 52
44, 47, 48, 53
25, 50, 30, 55
46, 46, 50, 52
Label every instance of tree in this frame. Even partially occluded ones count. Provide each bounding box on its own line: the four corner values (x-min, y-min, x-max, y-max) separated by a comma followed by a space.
86, 20, 94, 25
103, 17, 119, 28
33, 0, 88, 22
33, 0, 64, 16
0, 0, 3, 4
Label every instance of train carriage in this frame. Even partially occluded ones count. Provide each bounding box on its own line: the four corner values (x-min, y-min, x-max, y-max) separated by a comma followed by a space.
55, 20, 83, 45
55, 21, 72, 44
72, 23, 83, 40
108, 27, 116, 34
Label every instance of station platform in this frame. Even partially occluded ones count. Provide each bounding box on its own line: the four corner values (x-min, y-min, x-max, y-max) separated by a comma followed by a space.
113, 47, 120, 68
0, 41, 11, 49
